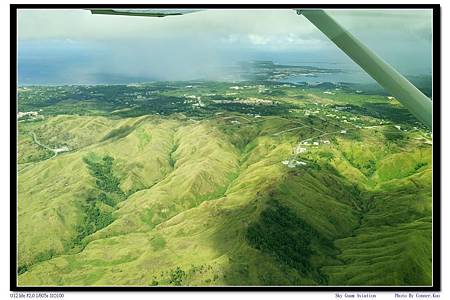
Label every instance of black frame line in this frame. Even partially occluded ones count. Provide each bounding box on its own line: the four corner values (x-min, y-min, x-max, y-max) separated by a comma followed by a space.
10, 3, 441, 292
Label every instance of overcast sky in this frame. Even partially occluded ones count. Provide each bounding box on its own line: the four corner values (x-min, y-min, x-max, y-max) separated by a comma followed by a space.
17, 9, 433, 84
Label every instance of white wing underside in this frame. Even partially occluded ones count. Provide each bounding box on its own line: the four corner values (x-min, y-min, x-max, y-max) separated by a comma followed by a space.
89, 9, 203, 17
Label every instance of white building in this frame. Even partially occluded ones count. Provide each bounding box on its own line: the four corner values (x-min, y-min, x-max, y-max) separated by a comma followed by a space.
54, 146, 69, 154
296, 147, 307, 154
287, 160, 308, 168
17, 111, 38, 118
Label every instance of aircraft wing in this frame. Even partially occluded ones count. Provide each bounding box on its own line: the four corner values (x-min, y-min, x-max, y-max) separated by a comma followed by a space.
297, 9, 432, 128
87, 8, 432, 128
89, 9, 203, 18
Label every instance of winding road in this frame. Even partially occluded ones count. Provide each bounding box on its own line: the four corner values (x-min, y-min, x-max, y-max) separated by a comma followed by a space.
18, 132, 67, 174
31, 132, 58, 159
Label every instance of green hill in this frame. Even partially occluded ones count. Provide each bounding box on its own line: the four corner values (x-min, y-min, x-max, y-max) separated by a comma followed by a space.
17, 83, 433, 287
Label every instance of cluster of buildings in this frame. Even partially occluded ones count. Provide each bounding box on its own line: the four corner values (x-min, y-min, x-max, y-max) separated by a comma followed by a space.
213, 98, 276, 106
17, 111, 43, 120
17, 111, 39, 118
282, 159, 308, 169
183, 95, 205, 108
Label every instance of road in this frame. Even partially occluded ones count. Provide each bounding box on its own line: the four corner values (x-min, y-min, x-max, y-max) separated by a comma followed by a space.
18, 133, 60, 174
32, 132, 58, 159
272, 126, 306, 136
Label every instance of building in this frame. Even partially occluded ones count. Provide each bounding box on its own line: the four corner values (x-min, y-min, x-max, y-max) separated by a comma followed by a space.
17, 111, 38, 119
295, 146, 307, 154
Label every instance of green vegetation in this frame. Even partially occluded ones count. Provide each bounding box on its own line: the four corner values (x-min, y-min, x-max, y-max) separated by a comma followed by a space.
71, 196, 115, 248
65, 154, 125, 249
17, 80, 432, 287
384, 129, 405, 142
246, 200, 332, 283
150, 235, 166, 251
169, 267, 186, 286
83, 154, 124, 199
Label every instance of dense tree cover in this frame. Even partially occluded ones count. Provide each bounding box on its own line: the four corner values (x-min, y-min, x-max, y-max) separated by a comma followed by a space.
210, 102, 292, 116
384, 130, 405, 142
83, 155, 124, 197
149, 264, 217, 286
116, 96, 198, 118
169, 267, 186, 286
364, 159, 377, 176
67, 155, 125, 249
414, 162, 428, 171
332, 103, 418, 125
18, 265, 28, 275
18, 249, 58, 275
18, 82, 297, 119
71, 196, 114, 248
246, 200, 331, 283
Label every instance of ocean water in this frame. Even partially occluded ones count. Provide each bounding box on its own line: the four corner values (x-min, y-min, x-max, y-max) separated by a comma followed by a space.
279, 61, 375, 85
18, 54, 430, 95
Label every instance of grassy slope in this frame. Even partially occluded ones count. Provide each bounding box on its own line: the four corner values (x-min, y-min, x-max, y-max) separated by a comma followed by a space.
322, 129, 432, 285
17, 113, 432, 286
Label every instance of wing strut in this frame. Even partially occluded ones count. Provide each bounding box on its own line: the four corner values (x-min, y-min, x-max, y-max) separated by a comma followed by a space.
298, 9, 432, 128
88, 8, 433, 128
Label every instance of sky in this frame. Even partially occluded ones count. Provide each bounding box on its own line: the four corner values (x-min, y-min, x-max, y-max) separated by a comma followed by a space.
17, 9, 433, 84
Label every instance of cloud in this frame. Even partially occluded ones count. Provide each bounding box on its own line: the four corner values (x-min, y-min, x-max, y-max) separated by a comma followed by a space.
17, 8, 433, 83
248, 34, 271, 45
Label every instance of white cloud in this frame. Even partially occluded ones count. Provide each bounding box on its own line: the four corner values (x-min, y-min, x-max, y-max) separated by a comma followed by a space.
17, 8, 433, 81
248, 34, 271, 45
